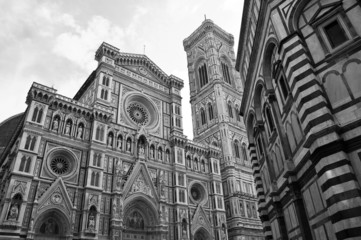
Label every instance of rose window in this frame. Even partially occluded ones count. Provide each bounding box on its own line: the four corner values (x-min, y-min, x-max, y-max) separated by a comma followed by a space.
189, 182, 207, 203
50, 157, 70, 175
126, 103, 149, 126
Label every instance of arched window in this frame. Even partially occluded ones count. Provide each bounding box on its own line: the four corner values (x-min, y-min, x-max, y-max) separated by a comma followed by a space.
25, 135, 31, 150
228, 102, 233, 118
198, 63, 209, 88
221, 62, 231, 84
100, 126, 105, 141
97, 154, 101, 167
278, 76, 290, 101
265, 106, 275, 133
96, 126, 101, 140
235, 106, 241, 121
32, 107, 38, 122
32, 106, 43, 123
104, 90, 108, 100
182, 219, 187, 236
208, 103, 214, 120
286, 123, 296, 152
95, 173, 100, 186
102, 75, 107, 85
200, 108, 206, 125
19, 156, 26, 172
291, 113, 303, 145
106, 77, 110, 87
234, 141, 240, 158
25, 157, 31, 172
93, 153, 97, 166
91, 172, 95, 186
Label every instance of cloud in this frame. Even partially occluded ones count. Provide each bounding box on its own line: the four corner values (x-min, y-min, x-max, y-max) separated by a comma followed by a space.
53, 15, 126, 72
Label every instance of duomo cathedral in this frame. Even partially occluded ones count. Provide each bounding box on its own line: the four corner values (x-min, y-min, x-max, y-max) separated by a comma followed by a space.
0, 21, 264, 240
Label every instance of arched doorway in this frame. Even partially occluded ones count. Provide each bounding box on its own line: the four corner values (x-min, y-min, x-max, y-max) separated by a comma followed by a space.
123, 196, 159, 240
194, 228, 211, 240
34, 209, 71, 240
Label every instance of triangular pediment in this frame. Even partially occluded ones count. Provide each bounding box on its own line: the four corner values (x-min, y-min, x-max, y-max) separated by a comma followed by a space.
123, 161, 159, 203
116, 53, 170, 86
36, 178, 74, 217
191, 205, 212, 235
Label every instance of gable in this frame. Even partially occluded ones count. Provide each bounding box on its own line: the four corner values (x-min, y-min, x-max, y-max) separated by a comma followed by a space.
122, 161, 159, 203
191, 205, 212, 235
36, 178, 74, 217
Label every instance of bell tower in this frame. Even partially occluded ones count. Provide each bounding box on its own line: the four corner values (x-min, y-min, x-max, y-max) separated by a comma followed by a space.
183, 20, 264, 240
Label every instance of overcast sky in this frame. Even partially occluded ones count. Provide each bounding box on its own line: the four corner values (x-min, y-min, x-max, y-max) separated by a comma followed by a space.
0, 0, 244, 139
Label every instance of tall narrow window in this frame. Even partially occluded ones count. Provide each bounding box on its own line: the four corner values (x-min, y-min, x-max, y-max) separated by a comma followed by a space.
32, 107, 38, 122
265, 107, 275, 133
19, 156, 26, 172
278, 76, 289, 100
37, 108, 43, 123
228, 103, 233, 118
234, 141, 240, 158
198, 63, 209, 88
208, 103, 214, 120
200, 108, 206, 125
221, 62, 231, 84
30, 137, 36, 151
235, 106, 241, 121
241, 144, 248, 161
25, 135, 31, 150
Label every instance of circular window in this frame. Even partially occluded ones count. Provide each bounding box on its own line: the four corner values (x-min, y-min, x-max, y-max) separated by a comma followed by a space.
191, 186, 201, 201
123, 93, 159, 129
46, 148, 78, 178
50, 157, 70, 175
189, 182, 207, 203
126, 103, 149, 126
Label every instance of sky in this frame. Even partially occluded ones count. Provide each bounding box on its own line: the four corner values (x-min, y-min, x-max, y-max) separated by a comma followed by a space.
0, 0, 244, 139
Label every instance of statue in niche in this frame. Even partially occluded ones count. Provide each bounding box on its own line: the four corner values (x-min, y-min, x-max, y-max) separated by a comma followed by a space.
166, 151, 170, 162
126, 139, 131, 152
65, 122, 71, 135
246, 203, 251, 217
127, 211, 144, 229
77, 125, 83, 138
158, 149, 162, 160
150, 147, 154, 158
119, 200, 123, 218
117, 137, 122, 149
240, 202, 244, 216
112, 201, 117, 218
139, 143, 145, 155
182, 220, 187, 236
88, 214, 95, 230
108, 135, 113, 147
52, 118, 59, 131
8, 203, 19, 220
159, 171, 166, 197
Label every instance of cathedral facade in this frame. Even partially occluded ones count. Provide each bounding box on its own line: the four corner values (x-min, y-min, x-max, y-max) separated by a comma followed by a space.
236, 0, 361, 239
0, 21, 263, 240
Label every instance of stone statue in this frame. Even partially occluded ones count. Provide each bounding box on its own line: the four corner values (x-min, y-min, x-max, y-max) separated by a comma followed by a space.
117, 137, 122, 149
52, 118, 59, 131
65, 122, 71, 135
88, 214, 95, 230
126, 140, 131, 152
166, 151, 170, 162
45, 219, 55, 233
77, 125, 83, 138
139, 143, 145, 155
158, 149, 162, 160
112, 201, 118, 218
150, 147, 154, 158
29, 218, 34, 230
8, 204, 19, 220
108, 135, 113, 147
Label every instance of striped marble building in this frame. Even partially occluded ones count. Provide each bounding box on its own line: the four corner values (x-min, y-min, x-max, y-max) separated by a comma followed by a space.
236, 0, 361, 239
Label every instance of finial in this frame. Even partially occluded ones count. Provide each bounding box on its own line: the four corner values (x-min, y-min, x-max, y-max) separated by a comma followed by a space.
143, 45, 146, 55
204, 14, 206, 21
